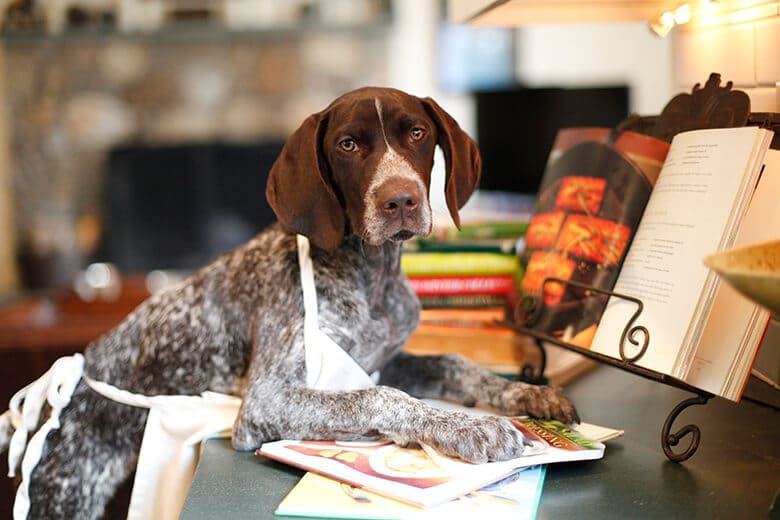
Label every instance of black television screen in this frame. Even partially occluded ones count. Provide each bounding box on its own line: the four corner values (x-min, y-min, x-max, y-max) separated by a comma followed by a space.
99, 141, 284, 272
475, 86, 630, 194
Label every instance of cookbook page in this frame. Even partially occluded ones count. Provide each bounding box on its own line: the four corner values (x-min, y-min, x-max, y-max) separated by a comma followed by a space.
589, 127, 770, 375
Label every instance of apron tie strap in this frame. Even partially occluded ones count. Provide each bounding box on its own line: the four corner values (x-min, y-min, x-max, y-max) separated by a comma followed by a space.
297, 234, 378, 390
82, 378, 241, 520
7, 354, 85, 520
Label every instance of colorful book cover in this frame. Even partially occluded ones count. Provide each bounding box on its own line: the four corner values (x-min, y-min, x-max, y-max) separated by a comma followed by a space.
418, 307, 508, 328
401, 252, 520, 277
408, 238, 522, 255
406, 224, 527, 254
418, 294, 510, 309
403, 323, 527, 376
407, 275, 518, 297
518, 127, 670, 348
258, 418, 605, 509
275, 465, 546, 520
427, 221, 530, 241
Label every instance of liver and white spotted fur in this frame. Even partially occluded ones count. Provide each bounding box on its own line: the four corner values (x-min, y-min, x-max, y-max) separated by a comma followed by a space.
0, 87, 577, 519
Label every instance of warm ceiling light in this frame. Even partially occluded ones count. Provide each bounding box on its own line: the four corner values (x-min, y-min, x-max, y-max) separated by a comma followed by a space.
661, 10, 677, 26
674, 3, 693, 23
650, 10, 676, 36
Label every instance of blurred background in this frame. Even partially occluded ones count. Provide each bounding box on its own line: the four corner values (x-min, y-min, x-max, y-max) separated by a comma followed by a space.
0, 0, 776, 295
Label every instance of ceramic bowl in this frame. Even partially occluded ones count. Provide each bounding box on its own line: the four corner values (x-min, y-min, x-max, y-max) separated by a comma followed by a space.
704, 239, 780, 316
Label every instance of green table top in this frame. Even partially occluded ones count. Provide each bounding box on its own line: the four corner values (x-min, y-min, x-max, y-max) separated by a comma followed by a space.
180, 365, 780, 520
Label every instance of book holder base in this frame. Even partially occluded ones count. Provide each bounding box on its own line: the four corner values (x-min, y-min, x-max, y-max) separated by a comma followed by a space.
503, 276, 715, 463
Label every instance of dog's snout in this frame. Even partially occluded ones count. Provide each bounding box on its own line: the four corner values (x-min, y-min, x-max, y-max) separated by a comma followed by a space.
383, 192, 418, 216
377, 182, 421, 218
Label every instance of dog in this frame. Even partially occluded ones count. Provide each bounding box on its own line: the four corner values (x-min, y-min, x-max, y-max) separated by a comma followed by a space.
0, 87, 577, 519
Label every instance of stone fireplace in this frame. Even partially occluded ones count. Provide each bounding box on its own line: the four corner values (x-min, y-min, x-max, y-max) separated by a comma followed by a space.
3, 21, 389, 287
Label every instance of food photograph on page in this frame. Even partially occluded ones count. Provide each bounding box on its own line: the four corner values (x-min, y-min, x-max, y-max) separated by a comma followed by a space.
517, 127, 670, 348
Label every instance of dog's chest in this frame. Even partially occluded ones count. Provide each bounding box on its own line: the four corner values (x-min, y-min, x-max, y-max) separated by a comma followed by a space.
313, 242, 420, 373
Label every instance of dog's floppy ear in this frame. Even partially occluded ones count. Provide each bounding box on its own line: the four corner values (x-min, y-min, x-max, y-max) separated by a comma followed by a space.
420, 97, 481, 229
266, 111, 345, 250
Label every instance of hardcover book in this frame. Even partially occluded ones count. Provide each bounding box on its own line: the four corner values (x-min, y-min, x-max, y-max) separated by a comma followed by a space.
401, 252, 520, 277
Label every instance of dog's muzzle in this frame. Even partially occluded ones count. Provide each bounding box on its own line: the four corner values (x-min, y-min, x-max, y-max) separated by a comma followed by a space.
374, 179, 428, 240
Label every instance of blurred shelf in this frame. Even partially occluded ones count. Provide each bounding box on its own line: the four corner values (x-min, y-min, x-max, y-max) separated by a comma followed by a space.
1, 1, 393, 44
0, 276, 149, 351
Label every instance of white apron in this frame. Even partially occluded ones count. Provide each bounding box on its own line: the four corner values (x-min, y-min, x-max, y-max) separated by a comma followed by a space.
6, 234, 375, 520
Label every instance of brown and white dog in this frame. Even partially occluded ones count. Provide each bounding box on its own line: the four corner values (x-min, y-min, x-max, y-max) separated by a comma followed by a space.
0, 87, 577, 519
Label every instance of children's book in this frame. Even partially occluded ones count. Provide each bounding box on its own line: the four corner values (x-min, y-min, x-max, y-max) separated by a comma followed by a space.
259, 416, 613, 509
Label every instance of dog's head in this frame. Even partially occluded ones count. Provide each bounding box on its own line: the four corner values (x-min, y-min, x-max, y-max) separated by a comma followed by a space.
266, 87, 481, 250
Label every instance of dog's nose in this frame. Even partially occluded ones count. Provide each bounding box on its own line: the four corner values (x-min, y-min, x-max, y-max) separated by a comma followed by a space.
382, 193, 419, 217
377, 182, 421, 218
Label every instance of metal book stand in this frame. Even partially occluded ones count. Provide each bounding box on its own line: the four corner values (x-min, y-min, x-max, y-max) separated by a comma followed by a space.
504, 73, 780, 463
504, 277, 713, 463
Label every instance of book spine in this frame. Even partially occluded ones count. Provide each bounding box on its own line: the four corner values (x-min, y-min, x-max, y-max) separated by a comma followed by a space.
408, 275, 517, 297
418, 294, 511, 309
419, 307, 508, 327
401, 252, 520, 276
420, 307, 507, 321
411, 240, 519, 254
433, 221, 530, 240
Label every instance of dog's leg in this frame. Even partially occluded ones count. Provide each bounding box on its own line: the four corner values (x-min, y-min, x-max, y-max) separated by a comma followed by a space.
378, 352, 579, 423
23, 383, 146, 520
233, 378, 529, 464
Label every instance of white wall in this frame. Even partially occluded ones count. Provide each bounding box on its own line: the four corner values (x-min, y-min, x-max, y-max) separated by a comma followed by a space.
514, 22, 674, 115
671, 16, 780, 112
386, 0, 476, 133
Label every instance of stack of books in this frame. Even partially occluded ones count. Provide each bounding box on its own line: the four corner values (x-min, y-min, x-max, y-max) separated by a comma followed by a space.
401, 199, 532, 376
260, 400, 623, 519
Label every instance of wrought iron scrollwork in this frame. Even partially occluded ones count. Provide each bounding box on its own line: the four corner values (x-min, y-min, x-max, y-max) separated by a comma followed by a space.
506, 276, 716, 463
616, 296, 649, 363
524, 276, 651, 364
519, 338, 548, 385
661, 394, 712, 462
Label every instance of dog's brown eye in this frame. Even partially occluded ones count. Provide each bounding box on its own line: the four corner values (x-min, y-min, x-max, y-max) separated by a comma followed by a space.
410, 127, 426, 141
339, 138, 358, 152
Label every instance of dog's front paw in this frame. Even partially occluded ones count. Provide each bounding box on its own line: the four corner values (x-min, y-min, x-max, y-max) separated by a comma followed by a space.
414, 413, 529, 464
497, 382, 580, 424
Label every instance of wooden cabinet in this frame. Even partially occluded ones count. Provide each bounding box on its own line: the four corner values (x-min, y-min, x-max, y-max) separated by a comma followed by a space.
0, 278, 149, 518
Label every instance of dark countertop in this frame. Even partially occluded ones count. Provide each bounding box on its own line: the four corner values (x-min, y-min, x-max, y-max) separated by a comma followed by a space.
181, 364, 780, 520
